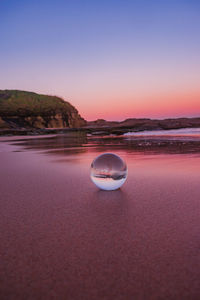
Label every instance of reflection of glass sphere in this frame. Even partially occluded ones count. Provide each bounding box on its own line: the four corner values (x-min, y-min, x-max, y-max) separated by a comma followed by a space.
90, 153, 128, 190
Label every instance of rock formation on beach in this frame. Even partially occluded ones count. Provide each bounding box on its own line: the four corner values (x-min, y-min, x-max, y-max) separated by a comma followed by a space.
0, 90, 86, 129
87, 117, 200, 133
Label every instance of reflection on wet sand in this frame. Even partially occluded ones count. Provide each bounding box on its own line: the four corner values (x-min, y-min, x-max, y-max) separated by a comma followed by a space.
7, 131, 200, 156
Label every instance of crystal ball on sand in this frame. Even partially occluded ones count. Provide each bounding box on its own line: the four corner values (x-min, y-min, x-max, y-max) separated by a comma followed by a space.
90, 153, 128, 191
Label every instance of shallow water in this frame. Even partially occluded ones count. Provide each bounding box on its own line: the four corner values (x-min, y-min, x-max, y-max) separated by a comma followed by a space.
3, 129, 200, 154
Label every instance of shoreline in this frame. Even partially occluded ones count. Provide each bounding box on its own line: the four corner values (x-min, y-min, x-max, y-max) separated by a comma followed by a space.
1, 131, 200, 157
1, 124, 200, 137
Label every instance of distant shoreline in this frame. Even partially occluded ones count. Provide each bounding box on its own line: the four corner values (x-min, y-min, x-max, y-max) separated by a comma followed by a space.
1, 119, 200, 136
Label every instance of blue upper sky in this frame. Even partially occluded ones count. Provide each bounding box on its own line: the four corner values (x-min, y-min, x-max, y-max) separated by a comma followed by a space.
1, 0, 200, 120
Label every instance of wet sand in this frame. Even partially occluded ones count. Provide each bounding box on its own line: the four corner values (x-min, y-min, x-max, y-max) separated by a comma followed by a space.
0, 136, 200, 299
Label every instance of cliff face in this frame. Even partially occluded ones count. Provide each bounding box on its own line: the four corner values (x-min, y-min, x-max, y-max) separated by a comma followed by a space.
0, 90, 86, 129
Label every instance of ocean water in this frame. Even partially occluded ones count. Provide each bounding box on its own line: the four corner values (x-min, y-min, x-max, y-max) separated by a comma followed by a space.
124, 127, 200, 137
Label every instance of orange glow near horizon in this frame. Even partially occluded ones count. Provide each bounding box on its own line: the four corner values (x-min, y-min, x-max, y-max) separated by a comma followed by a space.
77, 89, 200, 121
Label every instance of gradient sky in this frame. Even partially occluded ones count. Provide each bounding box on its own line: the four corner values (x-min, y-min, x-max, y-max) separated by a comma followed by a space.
0, 0, 200, 120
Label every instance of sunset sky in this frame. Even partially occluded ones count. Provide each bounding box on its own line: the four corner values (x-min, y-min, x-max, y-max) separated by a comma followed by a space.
0, 0, 200, 121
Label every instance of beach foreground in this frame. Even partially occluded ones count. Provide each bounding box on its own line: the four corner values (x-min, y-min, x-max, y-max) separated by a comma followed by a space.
0, 135, 200, 299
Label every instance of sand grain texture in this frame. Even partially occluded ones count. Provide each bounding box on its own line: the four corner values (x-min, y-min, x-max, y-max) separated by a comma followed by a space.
0, 138, 200, 300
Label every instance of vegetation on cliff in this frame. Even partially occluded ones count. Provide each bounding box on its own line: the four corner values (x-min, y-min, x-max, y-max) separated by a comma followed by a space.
0, 90, 86, 129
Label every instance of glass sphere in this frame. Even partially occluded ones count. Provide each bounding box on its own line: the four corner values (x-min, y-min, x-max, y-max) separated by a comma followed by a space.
90, 153, 128, 191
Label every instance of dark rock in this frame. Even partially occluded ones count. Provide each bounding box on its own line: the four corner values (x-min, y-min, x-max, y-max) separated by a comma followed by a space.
85, 117, 200, 133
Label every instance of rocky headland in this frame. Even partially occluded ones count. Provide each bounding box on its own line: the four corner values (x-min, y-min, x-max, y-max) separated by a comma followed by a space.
0, 90, 86, 131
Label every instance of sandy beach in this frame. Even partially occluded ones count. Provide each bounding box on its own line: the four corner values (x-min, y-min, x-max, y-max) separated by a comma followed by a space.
0, 135, 200, 299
